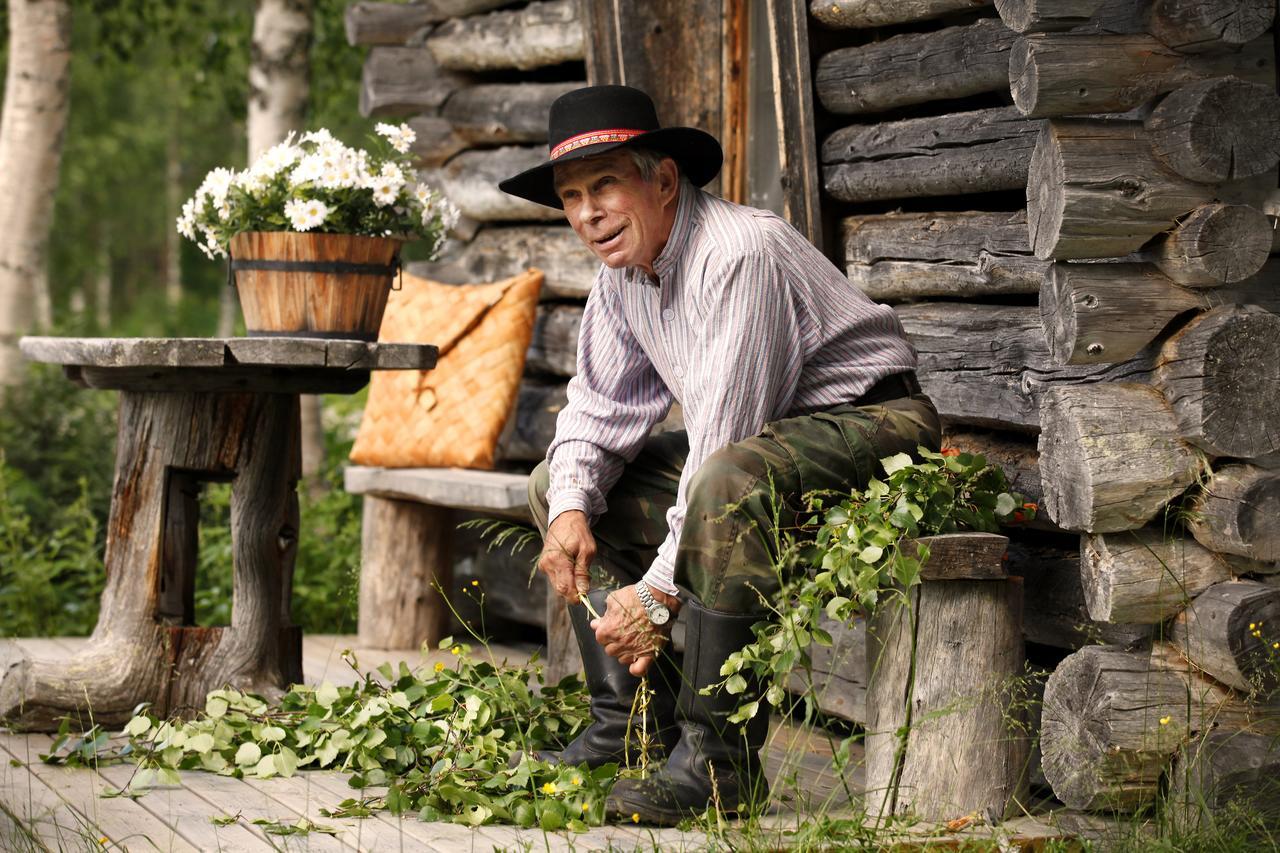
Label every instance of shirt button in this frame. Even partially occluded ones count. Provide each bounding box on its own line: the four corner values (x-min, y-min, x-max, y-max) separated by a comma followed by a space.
674, 366, 684, 379
662, 308, 675, 321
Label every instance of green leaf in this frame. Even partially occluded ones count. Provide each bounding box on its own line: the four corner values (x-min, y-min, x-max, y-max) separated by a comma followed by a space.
186, 733, 215, 754
881, 452, 914, 475
123, 716, 151, 737
259, 726, 287, 743
995, 492, 1016, 517
234, 742, 262, 767
276, 747, 299, 778
205, 697, 229, 719
254, 754, 277, 779
857, 545, 883, 564
316, 681, 340, 709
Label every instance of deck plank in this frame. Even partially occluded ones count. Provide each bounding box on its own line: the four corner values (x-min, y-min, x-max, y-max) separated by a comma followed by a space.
174, 770, 357, 852
0, 733, 199, 852
93, 761, 271, 852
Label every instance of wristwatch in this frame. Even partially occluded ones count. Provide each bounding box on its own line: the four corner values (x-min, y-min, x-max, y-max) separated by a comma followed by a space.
635, 581, 671, 626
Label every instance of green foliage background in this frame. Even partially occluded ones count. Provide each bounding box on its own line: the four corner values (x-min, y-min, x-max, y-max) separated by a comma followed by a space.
0, 0, 374, 636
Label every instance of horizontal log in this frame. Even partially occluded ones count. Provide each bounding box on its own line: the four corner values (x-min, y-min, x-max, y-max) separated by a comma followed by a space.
1082, 528, 1233, 623
1041, 644, 1280, 811
810, 0, 993, 29
408, 225, 596, 300
1169, 730, 1280, 835
903, 298, 1280, 448
1171, 580, 1280, 694
1148, 202, 1273, 285
346, 0, 521, 44
822, 107, 1044, 202
1040, 256, 1280, 366
442, 82, 580, 145
1011, 33, 1274, 118
814, 18, 1016, 116
941, 429, 1056, 531
344, 2, 435, 46
1010, 536, 1153, 649
1027, 119, 1218, 260
843, 210, 1046, 300
423, 146, 566, 222
426, 0, 584, 72
1037, 383, 1201, 533
525, 304, 581, 377
359, 46, 470, 118
1148, 78, 1280, 183
496, 380, 565, 462
406, 115, 468, 168
997, 0, 1273, 52
1039, 262, 1204, 365
1158, 304, 1280, 459
1187, 464, 1280, 563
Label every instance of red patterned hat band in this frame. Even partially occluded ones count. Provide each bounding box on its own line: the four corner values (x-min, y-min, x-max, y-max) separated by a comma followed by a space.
549, 128, 647, 161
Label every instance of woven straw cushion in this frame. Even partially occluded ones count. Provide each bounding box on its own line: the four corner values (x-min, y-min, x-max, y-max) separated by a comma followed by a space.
350, 268, 544, 469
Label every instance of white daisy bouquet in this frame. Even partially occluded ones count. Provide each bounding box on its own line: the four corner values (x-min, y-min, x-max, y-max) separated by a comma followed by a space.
176, 123, 459, 261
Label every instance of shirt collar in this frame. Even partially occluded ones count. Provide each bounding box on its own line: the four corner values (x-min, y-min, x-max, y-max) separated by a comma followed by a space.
651, 181, 697, 281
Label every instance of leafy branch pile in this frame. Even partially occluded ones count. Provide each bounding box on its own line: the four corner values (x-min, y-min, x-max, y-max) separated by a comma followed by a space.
719, 447, 1035, 723
44, 643, 620, 831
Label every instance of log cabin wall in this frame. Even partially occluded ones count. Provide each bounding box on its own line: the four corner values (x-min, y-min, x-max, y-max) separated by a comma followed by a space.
809, 0, 1280, 816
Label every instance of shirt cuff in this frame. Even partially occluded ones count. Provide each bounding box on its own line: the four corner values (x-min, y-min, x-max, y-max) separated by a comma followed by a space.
641, 554, 679, 597
547, 489, 595, 528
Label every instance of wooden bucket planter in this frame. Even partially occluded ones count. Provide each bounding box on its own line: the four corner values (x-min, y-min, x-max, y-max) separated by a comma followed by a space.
229, 232, 401, 341
863, 532, 1031, 825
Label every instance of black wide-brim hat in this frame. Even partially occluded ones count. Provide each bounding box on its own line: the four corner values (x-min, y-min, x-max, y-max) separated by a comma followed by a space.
498, 85, 723, 209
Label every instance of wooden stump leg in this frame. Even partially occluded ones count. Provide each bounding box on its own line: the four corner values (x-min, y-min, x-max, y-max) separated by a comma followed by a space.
866, 576, 1028, 823
357, 496, 454, 650
0, 391, 303, 730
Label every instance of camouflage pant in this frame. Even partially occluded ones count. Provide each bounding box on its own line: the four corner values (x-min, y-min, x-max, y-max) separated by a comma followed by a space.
528, 393, 942, 614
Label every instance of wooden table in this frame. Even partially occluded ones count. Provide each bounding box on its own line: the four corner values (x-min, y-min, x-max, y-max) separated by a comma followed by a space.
0, 337, 436, 730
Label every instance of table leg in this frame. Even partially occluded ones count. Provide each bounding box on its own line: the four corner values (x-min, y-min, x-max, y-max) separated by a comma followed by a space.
0, 391, 303, 730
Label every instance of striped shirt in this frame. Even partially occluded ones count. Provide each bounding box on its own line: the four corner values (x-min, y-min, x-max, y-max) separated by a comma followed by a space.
546, 182, 918, 595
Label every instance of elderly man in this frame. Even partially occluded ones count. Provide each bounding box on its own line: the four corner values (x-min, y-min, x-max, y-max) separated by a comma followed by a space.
499, 85, 940, 824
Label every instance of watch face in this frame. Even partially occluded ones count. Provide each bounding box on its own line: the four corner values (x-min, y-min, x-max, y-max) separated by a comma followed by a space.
649, 605, 670, 626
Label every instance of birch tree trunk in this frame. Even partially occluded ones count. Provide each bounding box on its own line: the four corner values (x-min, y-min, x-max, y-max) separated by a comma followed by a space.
0, 0, 72, 384
244, 0, 327, 483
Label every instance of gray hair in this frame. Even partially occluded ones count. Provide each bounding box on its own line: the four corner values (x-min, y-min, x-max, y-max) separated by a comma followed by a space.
626, 146, 679, 183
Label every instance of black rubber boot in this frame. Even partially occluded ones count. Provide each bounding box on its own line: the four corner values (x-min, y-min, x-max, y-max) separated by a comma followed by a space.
529, 589, 681, 769
605, 598, 770, 825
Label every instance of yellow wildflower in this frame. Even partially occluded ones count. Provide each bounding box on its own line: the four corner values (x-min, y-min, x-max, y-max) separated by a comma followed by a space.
434, 662, 445, 673
451, 646, 461, 656
571, 775, 581, 786
1160, 716, 1171, 725
1251, 623, 1257, 630
541, 782, 557, 795
471, 580, 480, 587
631, 813, 640, 824
1273, 642, 1278, 650
581, 803, 590, 813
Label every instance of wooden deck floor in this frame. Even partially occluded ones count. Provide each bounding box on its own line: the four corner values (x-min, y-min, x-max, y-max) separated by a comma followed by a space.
0, 636, 1065, 851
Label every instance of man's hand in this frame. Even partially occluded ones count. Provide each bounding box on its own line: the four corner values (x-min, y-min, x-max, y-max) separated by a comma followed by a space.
539, 510, 595, 602
591, 584, 678, 677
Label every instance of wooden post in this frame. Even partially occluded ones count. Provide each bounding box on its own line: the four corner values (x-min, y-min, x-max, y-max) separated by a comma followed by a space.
357, 496, 454, 651
864, 534, 1030, 824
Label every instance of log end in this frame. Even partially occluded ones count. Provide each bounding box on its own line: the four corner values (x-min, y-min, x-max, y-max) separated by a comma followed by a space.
1026, 122, 1064, 260
1149, 79, 1280, 183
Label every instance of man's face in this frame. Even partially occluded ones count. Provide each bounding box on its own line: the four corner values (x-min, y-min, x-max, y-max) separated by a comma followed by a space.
553, 150, 678, 273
